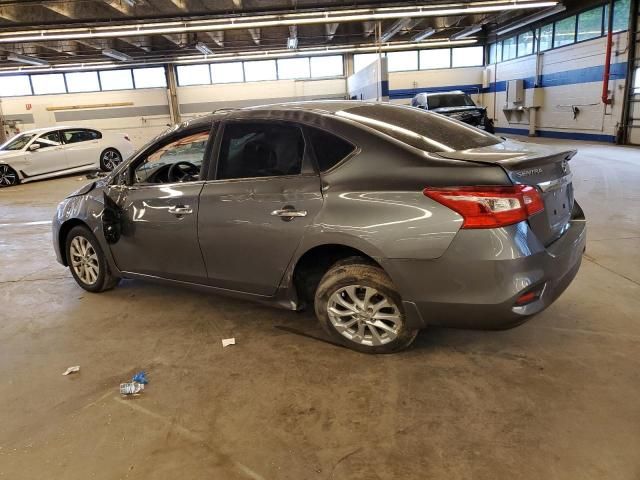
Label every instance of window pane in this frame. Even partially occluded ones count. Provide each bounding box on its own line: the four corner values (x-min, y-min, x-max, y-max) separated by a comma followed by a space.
133, 67, 166, 88
489, 43, 497, 64
99, 69, 133, 90
217, 122, 304, 180
452, 46, 483, 67
353, 53, 380, 73
243, 60, 277, 81
211, 62, 244, 83
606, 0, 631, 33
386, 50, 418, 72
577, 8, 603, 41
33, 131, 62, 149
503, 37, 517, 60
419, 48, 450, 69
176, 64, 210, 86
65, 71, 100, 93
31, 74, 66, 95
310, 55, 343, 77
0, 75, 32, 96
307, 127, 355, 171
277, 57, 310, 79
496, 41, 503, 62
539, 24, 553, 51
517, 31, 534, 57
135, 131, 209, 184
554, 16, 576, 47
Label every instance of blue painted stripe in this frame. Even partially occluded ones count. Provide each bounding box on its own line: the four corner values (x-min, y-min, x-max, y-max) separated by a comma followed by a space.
483, 62, 627, 93
494, 126, 616, 143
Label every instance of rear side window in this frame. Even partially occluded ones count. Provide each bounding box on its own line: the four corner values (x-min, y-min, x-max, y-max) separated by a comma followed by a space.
217, 122, 304, 180
61, 129, 101, 144
337, 104, 500, 153
306, 127, 355, 172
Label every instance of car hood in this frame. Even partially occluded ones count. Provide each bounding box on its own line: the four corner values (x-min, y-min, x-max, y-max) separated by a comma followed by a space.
0, 150, 25, 163
431, 106, 484, 114
436, 138, 575, 168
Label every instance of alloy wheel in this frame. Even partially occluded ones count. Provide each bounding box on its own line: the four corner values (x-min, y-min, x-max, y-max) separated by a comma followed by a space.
102, 150, 122, 170
0, 165, 18, 186
326, 285, 402, 346
69, 236, 100, 285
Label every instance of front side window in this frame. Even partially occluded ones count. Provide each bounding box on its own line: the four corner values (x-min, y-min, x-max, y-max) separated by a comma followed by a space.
61, 129, 100, 144
33, 131, 62, 149
134, 131, 210, 184
217, 122, 304, 180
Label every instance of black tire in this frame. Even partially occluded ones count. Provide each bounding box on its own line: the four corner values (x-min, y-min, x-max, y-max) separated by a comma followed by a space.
65, 225, 120, 293
315, 258, 418, 354
99, 148, 123, 172
0, 164, 20, 187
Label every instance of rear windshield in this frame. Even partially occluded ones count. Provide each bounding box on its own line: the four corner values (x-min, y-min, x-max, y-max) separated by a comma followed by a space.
428, 93, 475, 109
337, 104, 500, 153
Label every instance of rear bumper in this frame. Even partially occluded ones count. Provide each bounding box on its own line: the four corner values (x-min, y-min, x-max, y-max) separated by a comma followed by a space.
385, 204, 586, 330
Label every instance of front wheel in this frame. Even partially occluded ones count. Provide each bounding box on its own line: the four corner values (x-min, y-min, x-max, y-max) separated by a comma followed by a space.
315, 259, 418, 353
65, 225, 119, 292
0, 164, 19, 187
100, 148, 123, 172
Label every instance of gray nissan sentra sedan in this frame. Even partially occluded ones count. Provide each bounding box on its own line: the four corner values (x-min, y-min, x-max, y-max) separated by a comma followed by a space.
52, 101, 586, 353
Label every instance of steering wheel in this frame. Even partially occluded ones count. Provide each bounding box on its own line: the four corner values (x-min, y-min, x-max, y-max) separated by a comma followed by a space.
168, 161, 199, 183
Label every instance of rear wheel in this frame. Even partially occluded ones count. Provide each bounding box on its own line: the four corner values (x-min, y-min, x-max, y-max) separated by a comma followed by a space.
0, 165, 19, 187
65, 225, 119, 292
100, 148, 123, 172
315, 259, 418, 353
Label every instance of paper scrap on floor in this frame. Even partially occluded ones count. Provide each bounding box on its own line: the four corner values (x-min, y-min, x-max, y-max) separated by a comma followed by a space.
222, 338, 236, 347
62, 366, 80, 376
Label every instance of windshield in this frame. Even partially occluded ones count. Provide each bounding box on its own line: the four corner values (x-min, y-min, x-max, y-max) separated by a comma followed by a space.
1, 133, 36, 151
428, 94, 475, 109
337, 104, 500, 153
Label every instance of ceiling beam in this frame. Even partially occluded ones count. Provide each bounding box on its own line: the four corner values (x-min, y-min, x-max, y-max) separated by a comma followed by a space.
248, 28, 260, 46
204, 31, 224, 47
380, 18, 412, 42
325, 23, 339, 41
101, 0, 134, 16
362, 21, 375, 38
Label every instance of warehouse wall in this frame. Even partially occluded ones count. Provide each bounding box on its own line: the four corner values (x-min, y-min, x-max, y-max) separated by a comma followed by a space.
388, 66, 485, 104
177, 77, 345, 118
0, 88, 171, 147
482, 32, 629, 142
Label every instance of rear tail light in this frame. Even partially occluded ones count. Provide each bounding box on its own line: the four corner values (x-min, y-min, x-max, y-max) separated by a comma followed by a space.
423, 185, 544, 229
124, 135, 131, 142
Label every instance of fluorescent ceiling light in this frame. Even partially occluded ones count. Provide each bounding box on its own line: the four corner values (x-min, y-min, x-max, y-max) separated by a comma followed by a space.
102, 48, 133, 61
0, 1, 558, 43
122, 0, 137, 6
411, 27, 436, 42
380, 18, 412, 42
451, 25, 483, 40
195, 42, 213, 55
7, 53, 49, 66
496, 4, 566, 36
0, 38, 478, 75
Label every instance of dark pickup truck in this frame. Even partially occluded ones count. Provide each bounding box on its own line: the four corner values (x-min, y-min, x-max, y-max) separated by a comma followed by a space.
411, 90, 495, 133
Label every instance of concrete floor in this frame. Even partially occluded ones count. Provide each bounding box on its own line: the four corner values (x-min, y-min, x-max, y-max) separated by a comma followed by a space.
0, 137, 639, 480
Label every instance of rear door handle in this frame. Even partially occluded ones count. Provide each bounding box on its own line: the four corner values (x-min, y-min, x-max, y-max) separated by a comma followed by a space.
168, 205, 193, 216
271, 209, 307, 218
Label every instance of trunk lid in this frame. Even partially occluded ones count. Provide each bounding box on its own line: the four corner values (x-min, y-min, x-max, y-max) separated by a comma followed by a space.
436, 139, 576, 246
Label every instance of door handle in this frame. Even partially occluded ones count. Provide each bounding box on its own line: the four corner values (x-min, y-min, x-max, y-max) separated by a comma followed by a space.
168, 205, 193, 216
271, 209, 307, 218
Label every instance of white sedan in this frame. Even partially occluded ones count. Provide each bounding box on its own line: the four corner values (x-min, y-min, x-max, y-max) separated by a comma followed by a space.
0, 126, 135, 187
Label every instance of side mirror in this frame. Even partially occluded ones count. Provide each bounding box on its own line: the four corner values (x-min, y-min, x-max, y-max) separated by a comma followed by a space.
29, 143, 40, 152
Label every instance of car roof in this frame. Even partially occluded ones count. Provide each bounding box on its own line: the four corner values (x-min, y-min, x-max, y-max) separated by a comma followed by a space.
18, 126, 99, 135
